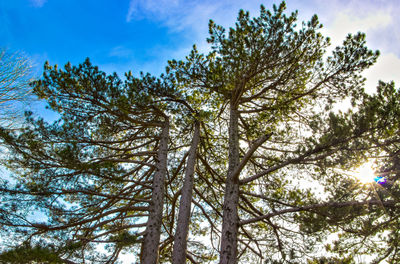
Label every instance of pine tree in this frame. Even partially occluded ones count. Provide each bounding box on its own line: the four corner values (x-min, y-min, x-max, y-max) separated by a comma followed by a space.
0, 59, 173, 263
1, 2, 400, 264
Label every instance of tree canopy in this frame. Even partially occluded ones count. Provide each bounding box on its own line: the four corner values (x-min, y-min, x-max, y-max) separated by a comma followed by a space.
1, 2, 400, 264
0, 48, 35, 127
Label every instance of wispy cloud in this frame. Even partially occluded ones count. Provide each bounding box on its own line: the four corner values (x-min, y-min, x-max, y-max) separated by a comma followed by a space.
125, 0, 271, 55
125, 0, 400, 85
125, 0, 397, 49
109, 46, 134, 59
312, 0, 400, 91
126, 0, 181, 22
126, 0, 226, 34
364, 52, 400, 92
29, 0, 47, 8
320, 9, 392, 49
316, 2, 392, 43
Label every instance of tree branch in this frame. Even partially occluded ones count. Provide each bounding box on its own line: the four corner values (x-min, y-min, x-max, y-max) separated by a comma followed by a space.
240, 199, 398, 226
232, 133, 273, 181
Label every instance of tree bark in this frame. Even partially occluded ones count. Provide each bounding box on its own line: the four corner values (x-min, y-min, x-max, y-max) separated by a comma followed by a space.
172, 121, 201, 264
141, 120, 169, 264
220, 104, 240, 264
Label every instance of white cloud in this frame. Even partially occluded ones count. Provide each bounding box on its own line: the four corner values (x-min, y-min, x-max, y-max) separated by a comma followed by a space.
311, 0, 400, 96
322, 10, 392, 48
29, 0, 47, 8
126, 0, 181, 22
124, 0, 400, 87
125, 0, 272, 33
364, 52, 400, 93
124, 0, 397, 53
124, 0, 278, 56
308, 0, 400, 56
109, 46, 134, 59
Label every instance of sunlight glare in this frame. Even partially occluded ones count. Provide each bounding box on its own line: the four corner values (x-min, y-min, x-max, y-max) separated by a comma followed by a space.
353, 161, 376, 184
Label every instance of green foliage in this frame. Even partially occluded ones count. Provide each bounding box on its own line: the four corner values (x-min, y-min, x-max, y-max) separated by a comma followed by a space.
109, 231, 139, 247
0, 243, 64, 264
0, 58, 176, 263
307, 256, 354, 264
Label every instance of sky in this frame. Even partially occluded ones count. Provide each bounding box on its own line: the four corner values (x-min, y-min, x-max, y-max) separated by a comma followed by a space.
1, 0, 399, 262
1, 0, 400, 91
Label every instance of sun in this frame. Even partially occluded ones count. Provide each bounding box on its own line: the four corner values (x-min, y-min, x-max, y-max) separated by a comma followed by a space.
352, 161, 377, 184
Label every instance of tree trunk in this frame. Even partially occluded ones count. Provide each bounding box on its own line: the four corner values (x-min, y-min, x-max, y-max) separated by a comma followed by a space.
220, 104, 240, 264
141, 120, 169, 264
172, 121, 200, 264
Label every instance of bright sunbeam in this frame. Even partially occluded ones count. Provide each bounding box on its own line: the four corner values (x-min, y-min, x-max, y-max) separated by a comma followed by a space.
352, 161, 386, 184
353, 162, 376, 183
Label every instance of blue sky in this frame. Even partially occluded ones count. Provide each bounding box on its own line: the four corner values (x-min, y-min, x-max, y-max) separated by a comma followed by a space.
1, 0, 190, 76
2, 0, 400, 85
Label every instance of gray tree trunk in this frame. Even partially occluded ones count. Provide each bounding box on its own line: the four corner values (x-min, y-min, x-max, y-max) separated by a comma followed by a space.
220, 104, 240, 264
141, 120, 169, 264
172, 121, 200, 264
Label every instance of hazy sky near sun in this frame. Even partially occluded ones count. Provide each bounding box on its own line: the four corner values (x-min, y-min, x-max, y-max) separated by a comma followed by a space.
1, 0, 399, 94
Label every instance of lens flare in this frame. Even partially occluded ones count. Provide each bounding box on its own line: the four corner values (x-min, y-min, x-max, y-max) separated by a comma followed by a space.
374, 177, 386, 184
353, 162, 377, 184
